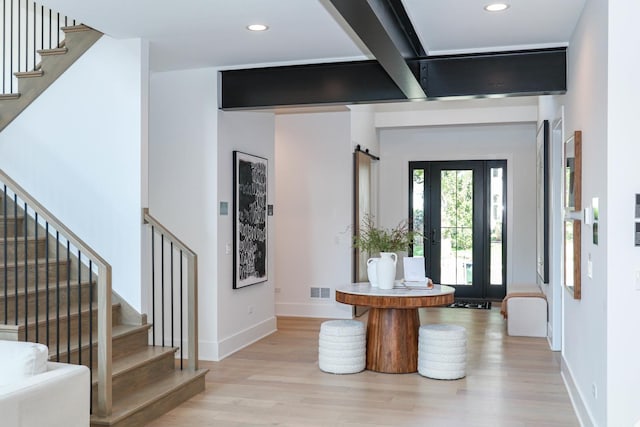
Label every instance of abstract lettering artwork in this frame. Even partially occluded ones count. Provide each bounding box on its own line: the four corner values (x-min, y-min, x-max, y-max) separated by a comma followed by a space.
233, 151, 268, 289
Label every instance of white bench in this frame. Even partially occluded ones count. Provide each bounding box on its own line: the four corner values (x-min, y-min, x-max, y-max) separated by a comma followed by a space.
501, 286, 548, 337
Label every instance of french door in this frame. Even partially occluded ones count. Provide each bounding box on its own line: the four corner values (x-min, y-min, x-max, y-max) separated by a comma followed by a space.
409, 160, 506, 300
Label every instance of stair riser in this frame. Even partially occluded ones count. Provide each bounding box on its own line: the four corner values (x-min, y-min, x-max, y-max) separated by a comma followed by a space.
0, 217, 25, 237
0, 259, 69, 286
90, 374, 206, 427
0, 238, 46, 261
21, 304, 121, 345
112, 326, 152, 359
0, 282, 92, 322
92, 351, 177, 408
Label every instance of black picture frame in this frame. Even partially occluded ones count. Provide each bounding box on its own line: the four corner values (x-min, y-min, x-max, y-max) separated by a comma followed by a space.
233, 151, 268, 289
536, 120, 550, 284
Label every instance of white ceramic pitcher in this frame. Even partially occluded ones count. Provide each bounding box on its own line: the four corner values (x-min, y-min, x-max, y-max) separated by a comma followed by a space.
377, 252, 397, 290
366, 257, 379, 287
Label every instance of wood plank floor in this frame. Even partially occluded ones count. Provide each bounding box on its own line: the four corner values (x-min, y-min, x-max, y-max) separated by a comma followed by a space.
147, 307, 578, 426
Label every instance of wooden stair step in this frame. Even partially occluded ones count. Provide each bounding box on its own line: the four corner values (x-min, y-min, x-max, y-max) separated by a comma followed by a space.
37, 47, 68, 56
48, 323, 152, 369
0, 93, 20, 100
93, 346, 179, 405
90, 368, 207, 427
0, 279, 93, 320
0, 235, 47, 260
14, 70, 44, 78
0, 215, 26, 237
61, 24, 93, 33
0, 256, 70, 286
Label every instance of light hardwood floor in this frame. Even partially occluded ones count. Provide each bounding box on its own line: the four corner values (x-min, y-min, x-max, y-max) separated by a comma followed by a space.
148, 307, 578, 427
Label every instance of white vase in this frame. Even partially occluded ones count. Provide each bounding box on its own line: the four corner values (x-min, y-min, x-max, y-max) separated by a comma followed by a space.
366, 257, 379, 287
376, 252, 397, 290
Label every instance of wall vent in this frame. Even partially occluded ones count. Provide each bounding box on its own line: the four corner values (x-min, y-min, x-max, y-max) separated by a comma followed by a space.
310, 287, 331, 299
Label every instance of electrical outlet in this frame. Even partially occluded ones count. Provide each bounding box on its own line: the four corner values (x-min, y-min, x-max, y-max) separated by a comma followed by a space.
592, 383, 598, 399
225, 243, 232, 254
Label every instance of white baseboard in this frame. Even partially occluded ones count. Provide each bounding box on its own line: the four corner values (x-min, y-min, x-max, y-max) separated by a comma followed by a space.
561, 355, 596, 427
275, 302, 352, 319
198, 316, 277, 361
217, 316, 278, 360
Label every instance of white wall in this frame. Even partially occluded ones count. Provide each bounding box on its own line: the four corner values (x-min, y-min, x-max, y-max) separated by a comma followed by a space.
0, 36, 145, 309
274, 112, 353, 319
559, 0, 609, 424
377, 123, 538, 289
216, 110, 277, 358
606, 1, 640, 425
149, 68, 276, 360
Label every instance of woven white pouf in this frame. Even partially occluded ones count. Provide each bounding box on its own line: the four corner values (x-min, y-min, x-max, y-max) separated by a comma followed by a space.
318, 320, 366, 374
418, 324, 467, 380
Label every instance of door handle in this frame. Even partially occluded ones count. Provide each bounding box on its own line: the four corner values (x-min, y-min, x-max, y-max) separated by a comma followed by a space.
431, 228, 441, 245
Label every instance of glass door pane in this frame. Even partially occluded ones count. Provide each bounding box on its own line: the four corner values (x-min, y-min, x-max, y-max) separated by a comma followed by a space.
412, 169, 425, 257
489, 167, 504, 285
440, 170, 473, 286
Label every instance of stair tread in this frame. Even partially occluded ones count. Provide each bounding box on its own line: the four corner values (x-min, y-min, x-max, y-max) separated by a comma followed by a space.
0, 279, 93, 297
90, 368, 207, 424
0, 256, 69, 268
14, 70, 43, 78
93, 346, 178, 383
0, 93, 20, 100
3, 301, 119, 326
48, 323, 151, 361
37, 47, 68, 56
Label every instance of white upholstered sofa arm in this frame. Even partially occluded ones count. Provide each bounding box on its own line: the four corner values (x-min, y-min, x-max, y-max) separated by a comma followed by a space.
0, 361, 90, 427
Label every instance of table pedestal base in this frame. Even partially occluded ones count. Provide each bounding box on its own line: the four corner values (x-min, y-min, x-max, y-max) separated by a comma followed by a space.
366, 307, 420, 373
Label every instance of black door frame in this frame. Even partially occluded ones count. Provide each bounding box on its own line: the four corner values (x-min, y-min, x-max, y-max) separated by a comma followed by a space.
409, 160, 507, 300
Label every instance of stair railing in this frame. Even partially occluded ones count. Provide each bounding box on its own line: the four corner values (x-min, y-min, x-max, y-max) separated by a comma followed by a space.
143, 208, 199, 371
1, 0, 77, 94
0, 168, 112, 417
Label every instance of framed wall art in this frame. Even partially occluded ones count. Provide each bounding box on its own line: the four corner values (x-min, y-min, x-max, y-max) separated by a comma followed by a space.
563, 130, 582, 299
233, 151, 268, 289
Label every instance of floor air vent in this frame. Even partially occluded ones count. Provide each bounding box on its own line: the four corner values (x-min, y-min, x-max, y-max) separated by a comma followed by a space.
310, 287, 331, 299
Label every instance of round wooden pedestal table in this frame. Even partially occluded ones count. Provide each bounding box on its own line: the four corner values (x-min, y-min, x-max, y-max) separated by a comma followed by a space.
335, 283, 455, 374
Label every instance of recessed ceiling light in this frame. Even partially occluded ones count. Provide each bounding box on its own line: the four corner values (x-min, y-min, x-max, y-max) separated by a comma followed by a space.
247, 24, 269, 32
484, 3, 509, 12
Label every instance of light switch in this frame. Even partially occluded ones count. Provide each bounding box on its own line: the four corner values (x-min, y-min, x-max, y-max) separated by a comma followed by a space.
587, 253, 592, 279
635, 271, 640, 290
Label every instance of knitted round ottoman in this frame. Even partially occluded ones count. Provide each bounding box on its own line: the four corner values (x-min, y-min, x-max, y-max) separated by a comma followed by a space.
318, 319, 366, 374
418, 324, 467, 380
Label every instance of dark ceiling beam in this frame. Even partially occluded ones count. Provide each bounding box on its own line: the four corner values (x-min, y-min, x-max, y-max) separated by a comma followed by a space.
219, 48, 566, 110
322, 0, 426, 100
369, 0, 426, 58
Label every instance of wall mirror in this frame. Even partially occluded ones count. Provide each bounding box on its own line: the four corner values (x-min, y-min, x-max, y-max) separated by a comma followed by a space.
564, 130, 582, 299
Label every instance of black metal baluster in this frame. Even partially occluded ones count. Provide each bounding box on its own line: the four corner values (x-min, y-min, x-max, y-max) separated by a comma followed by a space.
161, 234, 165, 347
77, 249, 81, 365
89, 260, 93, 395
23, 202, 28, 341
10, 0, 13, 92
3, 185, 7, 324
56, 12, 59, 47
34, 212, 38, 342
45, 222, 49, 348
55, 230, 60, 361
180, 251, 183, 370
170, 241, 174, 348
13, 194, 18, 325
40, 5, 43, 55
67, 241, 70, 362
24, 0, 28, 72
3, 0, 6, 93
48, 9, 51, 49
32, 2, 35, 70
151, 226, 155, 346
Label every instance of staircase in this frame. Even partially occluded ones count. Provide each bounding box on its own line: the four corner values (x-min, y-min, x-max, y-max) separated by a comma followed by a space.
0, 24, 103, 131
0, 181, 207, 426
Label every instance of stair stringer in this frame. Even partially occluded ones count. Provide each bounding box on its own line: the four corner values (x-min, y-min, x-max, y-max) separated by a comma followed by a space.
0, 25, 103, 132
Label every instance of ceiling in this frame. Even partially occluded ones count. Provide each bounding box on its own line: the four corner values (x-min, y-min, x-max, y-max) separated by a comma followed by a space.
41, 0, 586, 72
